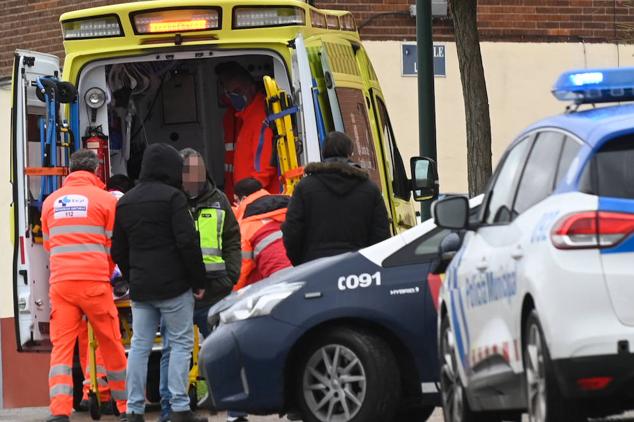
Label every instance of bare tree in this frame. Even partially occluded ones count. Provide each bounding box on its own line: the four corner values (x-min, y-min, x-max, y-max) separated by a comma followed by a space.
450, 0, 492, 196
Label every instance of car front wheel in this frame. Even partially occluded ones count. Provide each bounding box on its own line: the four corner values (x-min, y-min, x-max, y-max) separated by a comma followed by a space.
296, 327, 400, 422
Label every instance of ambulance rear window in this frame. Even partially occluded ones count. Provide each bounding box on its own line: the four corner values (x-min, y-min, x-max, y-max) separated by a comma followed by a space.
582, 136, 634, 199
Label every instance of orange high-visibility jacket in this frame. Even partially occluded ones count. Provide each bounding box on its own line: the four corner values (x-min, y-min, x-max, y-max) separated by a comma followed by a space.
41, 171, 116, 283
234, 92, 280, 193
234, 188, 270, 223
235, 205, 289, 291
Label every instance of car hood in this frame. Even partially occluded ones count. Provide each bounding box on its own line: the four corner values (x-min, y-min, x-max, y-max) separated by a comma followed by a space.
209, 252, 354, 315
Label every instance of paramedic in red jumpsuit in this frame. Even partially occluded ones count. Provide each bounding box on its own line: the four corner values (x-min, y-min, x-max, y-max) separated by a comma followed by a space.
217, 62, 279, 194
42, 150, 128, 422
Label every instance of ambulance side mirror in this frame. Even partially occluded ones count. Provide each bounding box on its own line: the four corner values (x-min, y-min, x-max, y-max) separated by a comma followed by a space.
410, 157, 439, 202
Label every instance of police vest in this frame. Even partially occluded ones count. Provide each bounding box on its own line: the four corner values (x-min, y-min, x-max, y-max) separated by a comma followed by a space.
195, 207, 226, 272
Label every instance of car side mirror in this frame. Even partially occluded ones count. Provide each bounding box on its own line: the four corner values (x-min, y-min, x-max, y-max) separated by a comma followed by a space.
439, 232, 462, 262
410, 156, 439, 202
432, 196, 469, 230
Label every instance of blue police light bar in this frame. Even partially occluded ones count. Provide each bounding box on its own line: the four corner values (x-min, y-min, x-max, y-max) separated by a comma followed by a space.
552, 67, 634, 104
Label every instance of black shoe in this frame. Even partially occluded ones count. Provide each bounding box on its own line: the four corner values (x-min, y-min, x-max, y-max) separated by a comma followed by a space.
286, 411, 302, 421
100, 399, 115, 415
77, 399, 90, 412
170, 410, 208, 422
45, 416, 69, 422
119, 413, 129, 422
126, 413, 146, 422
227, 417, 249, 422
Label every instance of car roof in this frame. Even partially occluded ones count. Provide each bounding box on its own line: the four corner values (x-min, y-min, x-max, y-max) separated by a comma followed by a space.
521, 103, 634, 147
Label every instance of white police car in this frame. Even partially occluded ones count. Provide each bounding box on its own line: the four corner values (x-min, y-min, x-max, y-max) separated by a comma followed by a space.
434, 67, 634, 422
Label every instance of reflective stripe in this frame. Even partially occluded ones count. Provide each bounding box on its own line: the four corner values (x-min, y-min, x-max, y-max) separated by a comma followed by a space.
205, 262, 226, 271
43, 233, 49, 241
224, 163, 234, 172
253, 231, 283, 258
49, 364, 72, 378
50, 243, 108, 256
83, 378, 108, 387
107, 369, 126, 382
242, 250, 254, 260
85, 365, 107, 375
202, 248, 222, 256
111, 389, 127, 401
50, 384, 73, 398
225, 143, 235, 152
49, 225, 106, 237
106, 230, 113, 238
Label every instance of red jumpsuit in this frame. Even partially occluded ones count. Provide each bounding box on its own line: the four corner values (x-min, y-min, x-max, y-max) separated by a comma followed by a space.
234, 92, 280, 193
41, 171, 127, 416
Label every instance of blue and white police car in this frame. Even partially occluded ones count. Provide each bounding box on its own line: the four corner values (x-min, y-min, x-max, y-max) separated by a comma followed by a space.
198, 196, 481, 422
434, 67, 634, 422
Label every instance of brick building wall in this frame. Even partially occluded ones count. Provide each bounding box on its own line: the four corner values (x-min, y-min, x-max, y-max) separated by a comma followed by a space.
1, 0, 633, 77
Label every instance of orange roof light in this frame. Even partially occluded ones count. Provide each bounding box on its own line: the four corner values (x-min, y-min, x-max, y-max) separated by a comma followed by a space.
132, 8, 221, 34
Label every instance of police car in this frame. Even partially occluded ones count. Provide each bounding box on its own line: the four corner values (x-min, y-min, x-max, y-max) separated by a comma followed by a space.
198, 196, 482, 422
434, 67, 634, 422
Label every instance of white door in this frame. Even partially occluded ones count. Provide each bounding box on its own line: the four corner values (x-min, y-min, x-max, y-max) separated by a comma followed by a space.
291, 34, 320, 164
12, 50, 61, 351
455, 135, 534, 381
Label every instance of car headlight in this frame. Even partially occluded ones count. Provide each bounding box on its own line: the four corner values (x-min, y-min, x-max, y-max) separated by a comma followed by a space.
219, 282, 304, 324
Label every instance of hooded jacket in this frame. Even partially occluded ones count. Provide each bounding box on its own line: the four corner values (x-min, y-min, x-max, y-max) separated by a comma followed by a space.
189, 179, 241, 308
282, 159, 391, 266
112, 143, 206, 302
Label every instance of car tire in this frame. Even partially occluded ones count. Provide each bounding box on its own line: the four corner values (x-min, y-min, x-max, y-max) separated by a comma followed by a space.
296, 326, 400, 422
523, 311, 585, 422
439, 315, 504, 422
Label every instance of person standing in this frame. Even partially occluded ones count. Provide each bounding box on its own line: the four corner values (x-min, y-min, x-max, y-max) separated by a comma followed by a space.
42, 150, 128, 422
282, 131, 391, 265
77, 173, 133, 414
158, 148, 241, 422
111, 143, 207, 422
233, 178, 292, 291
217, 62, 279, 194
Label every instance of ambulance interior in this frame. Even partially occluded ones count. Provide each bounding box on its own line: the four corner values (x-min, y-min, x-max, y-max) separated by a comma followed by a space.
78, 51, 291, 188
19, 51, 293, 348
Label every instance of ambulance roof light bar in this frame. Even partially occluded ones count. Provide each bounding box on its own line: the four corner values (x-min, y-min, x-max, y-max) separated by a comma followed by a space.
233, 6, 306, 29
552, 67, 634, 105
131, 7, 221, 35
62, 15, 123, 40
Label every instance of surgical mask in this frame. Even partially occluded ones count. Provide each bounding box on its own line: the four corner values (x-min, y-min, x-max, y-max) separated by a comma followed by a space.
228, 92, 248, 111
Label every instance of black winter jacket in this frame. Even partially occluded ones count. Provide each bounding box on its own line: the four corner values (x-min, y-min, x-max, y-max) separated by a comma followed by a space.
112, 143, 206, 302
191, 181, 241, 309
282, 159, 390, 266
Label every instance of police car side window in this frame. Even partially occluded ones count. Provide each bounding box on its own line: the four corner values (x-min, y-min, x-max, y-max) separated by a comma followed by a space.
513, 131, 564, 215
554, 137, 582, 187
483, 136, 533, 225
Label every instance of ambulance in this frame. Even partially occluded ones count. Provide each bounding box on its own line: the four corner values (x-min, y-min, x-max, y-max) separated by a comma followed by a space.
11, 0, 436, 360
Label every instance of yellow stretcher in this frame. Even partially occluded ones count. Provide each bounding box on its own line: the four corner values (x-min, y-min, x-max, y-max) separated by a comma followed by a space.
262, 75, 304, 195
84, 300, 202, 420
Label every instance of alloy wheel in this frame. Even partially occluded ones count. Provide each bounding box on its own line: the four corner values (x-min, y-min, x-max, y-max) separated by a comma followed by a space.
440, 320, 464, 422
526, 323, 547, 422
302, 344, 367, 422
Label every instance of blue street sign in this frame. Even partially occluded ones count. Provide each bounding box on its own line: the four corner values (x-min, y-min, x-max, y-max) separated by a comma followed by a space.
402, 44, 446, 77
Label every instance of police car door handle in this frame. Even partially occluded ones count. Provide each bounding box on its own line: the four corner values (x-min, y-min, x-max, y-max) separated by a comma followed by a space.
511, 245, 524, 260
476, 258, 488, 272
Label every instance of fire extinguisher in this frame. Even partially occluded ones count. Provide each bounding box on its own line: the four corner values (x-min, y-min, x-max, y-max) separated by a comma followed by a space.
82, 128, 110, 183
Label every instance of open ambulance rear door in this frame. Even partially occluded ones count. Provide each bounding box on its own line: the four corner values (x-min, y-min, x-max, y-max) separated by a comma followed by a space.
11, 50, 60, 351
318, 37, 398, 229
